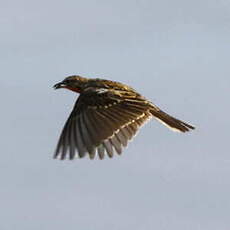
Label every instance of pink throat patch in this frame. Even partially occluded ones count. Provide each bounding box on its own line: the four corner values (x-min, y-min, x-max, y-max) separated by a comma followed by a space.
65, 86, 81, 93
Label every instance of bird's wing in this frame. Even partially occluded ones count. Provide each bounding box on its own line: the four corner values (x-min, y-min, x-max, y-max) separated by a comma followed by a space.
54, 87, 153, 160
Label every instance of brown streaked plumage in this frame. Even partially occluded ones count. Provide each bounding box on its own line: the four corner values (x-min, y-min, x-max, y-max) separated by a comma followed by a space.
53, 75, 195, 160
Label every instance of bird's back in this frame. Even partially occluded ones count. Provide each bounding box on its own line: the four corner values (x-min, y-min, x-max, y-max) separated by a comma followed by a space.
86, 78, 138, 94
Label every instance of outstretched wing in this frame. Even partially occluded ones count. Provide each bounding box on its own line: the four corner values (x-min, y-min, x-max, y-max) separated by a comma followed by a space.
54, 87, 153, 160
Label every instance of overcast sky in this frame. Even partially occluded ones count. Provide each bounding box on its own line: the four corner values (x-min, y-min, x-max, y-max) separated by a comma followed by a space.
1, 0, 230, 229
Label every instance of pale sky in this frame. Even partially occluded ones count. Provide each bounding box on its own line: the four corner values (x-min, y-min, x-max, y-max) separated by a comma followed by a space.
1, 0, 230, 229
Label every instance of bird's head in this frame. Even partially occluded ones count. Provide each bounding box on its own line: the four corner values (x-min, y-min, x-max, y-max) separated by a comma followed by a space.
53, 75, 88, 93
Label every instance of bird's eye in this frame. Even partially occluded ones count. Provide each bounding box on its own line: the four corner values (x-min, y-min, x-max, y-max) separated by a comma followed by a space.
64, 79, 71, 84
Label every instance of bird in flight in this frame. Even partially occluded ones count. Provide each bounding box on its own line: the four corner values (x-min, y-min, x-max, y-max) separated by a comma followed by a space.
53, 75, 195, 160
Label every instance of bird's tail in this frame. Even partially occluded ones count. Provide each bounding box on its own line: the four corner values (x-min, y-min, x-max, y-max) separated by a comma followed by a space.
150, 109, 195, 132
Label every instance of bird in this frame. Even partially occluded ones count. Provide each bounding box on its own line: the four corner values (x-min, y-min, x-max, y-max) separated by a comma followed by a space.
53, 75, 195, 160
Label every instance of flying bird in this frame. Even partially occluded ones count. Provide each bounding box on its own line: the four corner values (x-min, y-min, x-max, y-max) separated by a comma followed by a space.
53, 75, 195, 160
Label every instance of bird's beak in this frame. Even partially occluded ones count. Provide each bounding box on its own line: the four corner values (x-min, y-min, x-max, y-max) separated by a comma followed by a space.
53, 82, 66, 89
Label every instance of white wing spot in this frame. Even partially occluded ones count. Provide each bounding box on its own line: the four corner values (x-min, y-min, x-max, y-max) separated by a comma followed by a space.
96, 88, 109, 94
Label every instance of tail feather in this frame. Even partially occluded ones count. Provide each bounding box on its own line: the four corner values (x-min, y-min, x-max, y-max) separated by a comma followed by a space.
150, 109, 195, 132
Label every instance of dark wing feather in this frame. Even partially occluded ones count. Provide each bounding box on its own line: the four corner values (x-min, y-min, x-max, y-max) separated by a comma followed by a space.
54, 88, 152, 160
